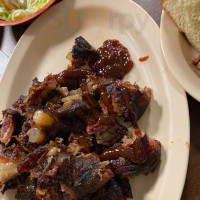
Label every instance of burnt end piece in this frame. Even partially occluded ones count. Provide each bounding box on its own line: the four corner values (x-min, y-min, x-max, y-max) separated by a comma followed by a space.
58, 100, 90, 118
87, 121, 128, 147
17, 146, 47, 174
110, 134, 161, 177
111, 81, 151, 121
72, 153, 114, 198
92, 178, 132, 200
72, 36, 99, 68
15, 180, 37, 200
13, 75, 58, 113
0, 109, 21, 146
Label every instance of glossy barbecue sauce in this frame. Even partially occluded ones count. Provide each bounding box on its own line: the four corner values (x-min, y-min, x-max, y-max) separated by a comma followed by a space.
94, 40, 133, 80
100, 137, 147, 163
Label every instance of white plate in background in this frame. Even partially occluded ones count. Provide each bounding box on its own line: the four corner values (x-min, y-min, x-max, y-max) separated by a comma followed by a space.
161, 10, 200, 101
0, 1, 189, 200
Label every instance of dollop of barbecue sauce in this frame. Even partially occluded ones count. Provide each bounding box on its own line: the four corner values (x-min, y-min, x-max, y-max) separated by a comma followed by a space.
93, 40, 134, 80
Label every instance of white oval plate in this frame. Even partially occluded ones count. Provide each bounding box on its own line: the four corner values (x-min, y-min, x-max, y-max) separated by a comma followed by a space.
161, 10, 200, 101
0, 1, 189, 200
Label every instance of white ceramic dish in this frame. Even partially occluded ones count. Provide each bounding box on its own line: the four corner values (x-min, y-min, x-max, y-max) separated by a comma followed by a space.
0, 1, 189, 200
161, 10, 200, 101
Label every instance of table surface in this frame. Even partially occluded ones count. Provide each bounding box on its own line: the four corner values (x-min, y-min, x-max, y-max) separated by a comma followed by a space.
0, 0, 199, 199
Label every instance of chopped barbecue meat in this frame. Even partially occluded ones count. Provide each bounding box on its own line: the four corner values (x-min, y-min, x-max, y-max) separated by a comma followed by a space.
60, 183, 78, 200
17, 146, 48, 174
95, 123, 127, 146
109, 134, 161, 177
12, 96, 27, 115
110, 157, 146, 177
100, 136, 147, 164
92, 178, 132, 200
67, 133, 93, 155
13, 75, 58, 113
15, 179, 37, 200
141, 133, 161, 174
72, 153, 114, 198
58, 100, 90, 118
111, 80, 151, 121
0, 37, 161, 200
48, 184, 66, 200
0, 109, 21, 146
0, 145, 26, 186
86, 116, 128, 146
72, 36, 99, 68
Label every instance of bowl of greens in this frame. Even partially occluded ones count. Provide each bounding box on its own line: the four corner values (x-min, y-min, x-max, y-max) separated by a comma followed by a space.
0, 0, 57, 25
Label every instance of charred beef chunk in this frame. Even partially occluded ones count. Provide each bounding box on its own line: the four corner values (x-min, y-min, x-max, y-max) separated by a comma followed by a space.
12, 95, 27, 115
0, 109, 21, 146
110, 157, 146, 178
92, 178, 132, 200
37, 152, 70, 190
58, 100, 89, 118
67, 132, 93, 155
0, 145, 26, 187
109, 134, 161, 177
13, 75, 58, 113
17, 146, 47, 174
86, 116, 128, 147
111, 80, 151, 121
48, 184, 66, 200
141, 133, 161, 174
15, 180, 37, 200
72, 153, 113, 198
100, 136, 147, 164
72, 36, 99, 68
94, 123, 127, 146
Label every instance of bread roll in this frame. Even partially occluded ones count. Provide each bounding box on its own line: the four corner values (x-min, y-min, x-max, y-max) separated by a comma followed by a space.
162, 0, 200, 52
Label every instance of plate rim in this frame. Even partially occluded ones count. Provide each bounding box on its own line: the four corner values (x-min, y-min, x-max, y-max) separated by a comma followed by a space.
0, 1, 190, 200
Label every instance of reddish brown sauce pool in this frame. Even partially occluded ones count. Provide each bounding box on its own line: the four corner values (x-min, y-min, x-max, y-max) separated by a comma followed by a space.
93, 40, 134, 80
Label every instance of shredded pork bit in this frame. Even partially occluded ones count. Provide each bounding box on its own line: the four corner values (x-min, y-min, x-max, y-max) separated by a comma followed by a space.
0, 36, 161, 200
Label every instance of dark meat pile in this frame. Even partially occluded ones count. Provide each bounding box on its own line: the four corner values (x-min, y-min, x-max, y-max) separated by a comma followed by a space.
0, 37, 161, 200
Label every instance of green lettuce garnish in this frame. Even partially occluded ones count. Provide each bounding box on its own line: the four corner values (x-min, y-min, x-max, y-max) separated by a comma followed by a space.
0, 0, 49, 21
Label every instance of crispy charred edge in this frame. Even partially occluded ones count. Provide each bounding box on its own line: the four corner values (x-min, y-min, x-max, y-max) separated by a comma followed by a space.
17, 146, 48, 174
108, 134, 161, 177
71, 153, 114, 197
72, 36, 100, 68
91, 177, 133, 200
0, 109, 22, 146
13, 75, 58, 113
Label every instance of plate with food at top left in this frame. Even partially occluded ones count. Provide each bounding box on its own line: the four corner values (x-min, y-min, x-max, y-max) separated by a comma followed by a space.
0, 0, 189, 200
